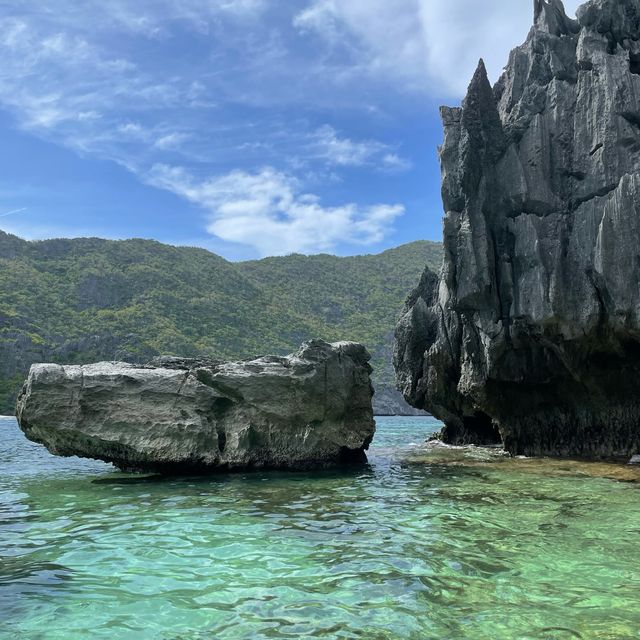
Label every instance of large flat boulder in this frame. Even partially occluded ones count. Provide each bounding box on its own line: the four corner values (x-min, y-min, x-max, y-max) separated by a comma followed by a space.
16, 340, 375, 472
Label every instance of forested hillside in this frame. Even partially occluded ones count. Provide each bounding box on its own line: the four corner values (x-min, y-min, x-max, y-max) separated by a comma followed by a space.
0, 230, 442, 413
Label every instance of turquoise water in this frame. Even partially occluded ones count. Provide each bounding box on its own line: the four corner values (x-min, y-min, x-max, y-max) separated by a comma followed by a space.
1, 415, 640, 640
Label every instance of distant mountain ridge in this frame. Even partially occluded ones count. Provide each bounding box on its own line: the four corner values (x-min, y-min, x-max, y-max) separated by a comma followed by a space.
0, 230, 442, 414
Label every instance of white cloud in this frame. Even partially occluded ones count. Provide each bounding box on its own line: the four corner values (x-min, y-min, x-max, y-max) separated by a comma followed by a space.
295, 0, 584, 97
0, 13, 195, 171
294, 1, 340, 41
294, 0, 428, 91
154, 132, 191, 151
309, 125, 410, 171
312, 125, 382, 166
118, 122, 146, 137
418, 0, 583, 95
146, 165, 404, 256
0, 8, 407, 171
216, 0, 265, 17
0, 207, 27, 218
0, 17, 153, 132
381, 153, 412, 172
0, 5, 409, 257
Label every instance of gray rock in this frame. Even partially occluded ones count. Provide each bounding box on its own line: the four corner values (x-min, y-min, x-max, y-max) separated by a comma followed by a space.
372, 385, 429, 416
629, 455, 640, 465
395, 0, 640, 458
16, 340, 375, 472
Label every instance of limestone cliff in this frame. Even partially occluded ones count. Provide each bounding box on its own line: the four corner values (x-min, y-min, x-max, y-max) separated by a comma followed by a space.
395, 0, 640, 458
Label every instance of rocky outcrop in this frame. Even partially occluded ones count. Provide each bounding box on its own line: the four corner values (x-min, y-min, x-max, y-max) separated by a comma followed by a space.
395, 0, 640, 458
16, 340, 375, 472
372, 385, 428, 416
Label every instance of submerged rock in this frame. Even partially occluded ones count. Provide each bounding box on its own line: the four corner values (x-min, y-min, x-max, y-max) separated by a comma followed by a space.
395, 0, 640, 458
16, 340, 375, 472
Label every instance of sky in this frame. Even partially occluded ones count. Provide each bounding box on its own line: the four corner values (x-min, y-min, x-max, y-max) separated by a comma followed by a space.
0, 0, 582, 260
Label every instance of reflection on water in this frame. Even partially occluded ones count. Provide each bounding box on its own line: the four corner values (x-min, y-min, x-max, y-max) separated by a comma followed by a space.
1, 415, 639, 639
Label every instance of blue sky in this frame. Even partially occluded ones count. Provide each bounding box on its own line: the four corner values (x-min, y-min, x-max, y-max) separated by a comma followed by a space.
0, 0, 582, 260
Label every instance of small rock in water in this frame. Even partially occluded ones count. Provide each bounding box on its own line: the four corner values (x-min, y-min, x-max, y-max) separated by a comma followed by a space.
628, 455, 640, 466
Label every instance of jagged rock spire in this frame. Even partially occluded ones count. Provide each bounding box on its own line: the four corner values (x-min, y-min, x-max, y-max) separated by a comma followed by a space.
534, 0, 578, 35
461, 59, 505, 163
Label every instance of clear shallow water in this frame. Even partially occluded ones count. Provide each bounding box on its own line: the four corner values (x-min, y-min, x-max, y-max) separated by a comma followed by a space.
1, 415, 639, 640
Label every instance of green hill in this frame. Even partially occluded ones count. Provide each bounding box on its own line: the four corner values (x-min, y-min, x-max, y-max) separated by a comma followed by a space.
0, 230, 442, 414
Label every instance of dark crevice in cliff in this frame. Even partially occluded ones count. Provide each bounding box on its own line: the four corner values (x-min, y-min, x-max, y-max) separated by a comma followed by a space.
338, 446, 368, 466
569, 180, 620, 210
438, 304, 456, 363
620, 111, 640, 135
443, 411, 501, 446
586, 268, 612, 329
589, 143, 604, 156
465, 412, 501, 445
211, 397, 234, 418
617, 111, 640, 153
217, 426, 227, 454
171, 372, 190, 411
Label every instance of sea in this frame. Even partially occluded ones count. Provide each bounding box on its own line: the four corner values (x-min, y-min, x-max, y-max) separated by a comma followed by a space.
1, 415, 639, 639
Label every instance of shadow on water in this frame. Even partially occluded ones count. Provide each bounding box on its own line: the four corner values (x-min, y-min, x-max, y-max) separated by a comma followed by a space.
90, 461, 376, 486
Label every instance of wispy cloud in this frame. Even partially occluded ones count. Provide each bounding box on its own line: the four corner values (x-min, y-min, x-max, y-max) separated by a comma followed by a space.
294, 0, 584, 97
308, 125, 410, 172
0, 16, 175, 151
13, 1, 268, 40
153, 132, 191, 151
146, 164, 404, 256
294, 0, 428, 90
0, 4, 412, 255
0, 207, 27, 218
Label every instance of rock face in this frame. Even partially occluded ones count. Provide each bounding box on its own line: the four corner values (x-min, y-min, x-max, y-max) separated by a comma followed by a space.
372, 386, 429, 416
395, 0, 640, 458
16, 340, 375, 472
